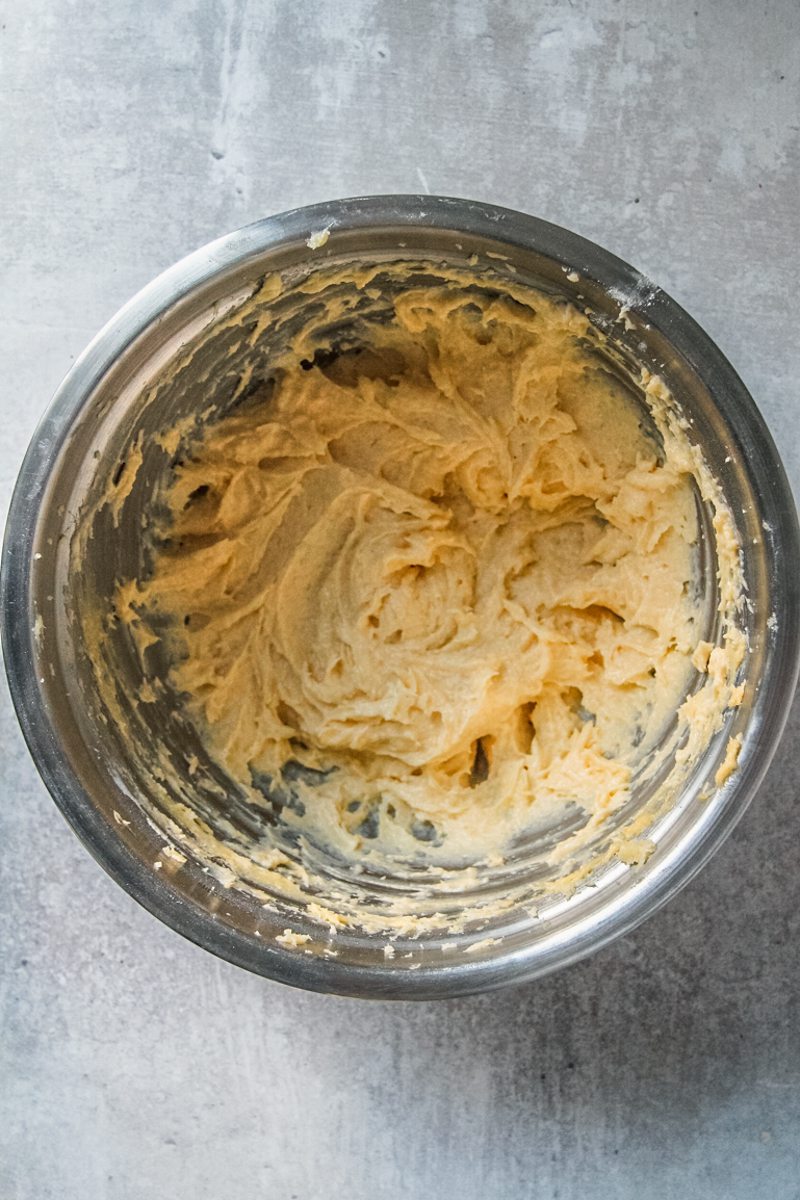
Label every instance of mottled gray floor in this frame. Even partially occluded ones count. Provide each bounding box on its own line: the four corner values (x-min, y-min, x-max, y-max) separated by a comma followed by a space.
2, 2, 799, 1197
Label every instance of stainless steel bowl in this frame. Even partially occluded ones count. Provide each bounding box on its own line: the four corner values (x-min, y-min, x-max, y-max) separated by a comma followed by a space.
3, 196, 799, 999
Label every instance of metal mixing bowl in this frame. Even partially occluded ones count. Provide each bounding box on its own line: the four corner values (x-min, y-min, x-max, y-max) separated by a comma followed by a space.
3, 196, 798, 999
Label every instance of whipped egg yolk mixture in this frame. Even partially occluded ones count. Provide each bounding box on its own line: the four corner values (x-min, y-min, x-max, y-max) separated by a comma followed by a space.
124, 282, 708, 863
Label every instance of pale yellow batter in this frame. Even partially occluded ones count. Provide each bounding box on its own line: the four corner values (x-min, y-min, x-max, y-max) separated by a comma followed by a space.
120, 279, 721, 867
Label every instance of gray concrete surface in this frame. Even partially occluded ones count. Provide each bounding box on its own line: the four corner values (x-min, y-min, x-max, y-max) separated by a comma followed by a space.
2, 1, 799, 1196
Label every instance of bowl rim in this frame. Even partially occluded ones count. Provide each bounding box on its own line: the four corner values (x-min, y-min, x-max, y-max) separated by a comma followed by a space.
3, 194, 799, 999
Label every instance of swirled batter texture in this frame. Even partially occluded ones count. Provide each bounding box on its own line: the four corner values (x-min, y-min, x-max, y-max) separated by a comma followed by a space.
127, 282, 706, 862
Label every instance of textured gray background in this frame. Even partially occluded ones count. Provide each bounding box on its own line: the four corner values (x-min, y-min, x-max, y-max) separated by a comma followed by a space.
2, 1, 799, 1197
